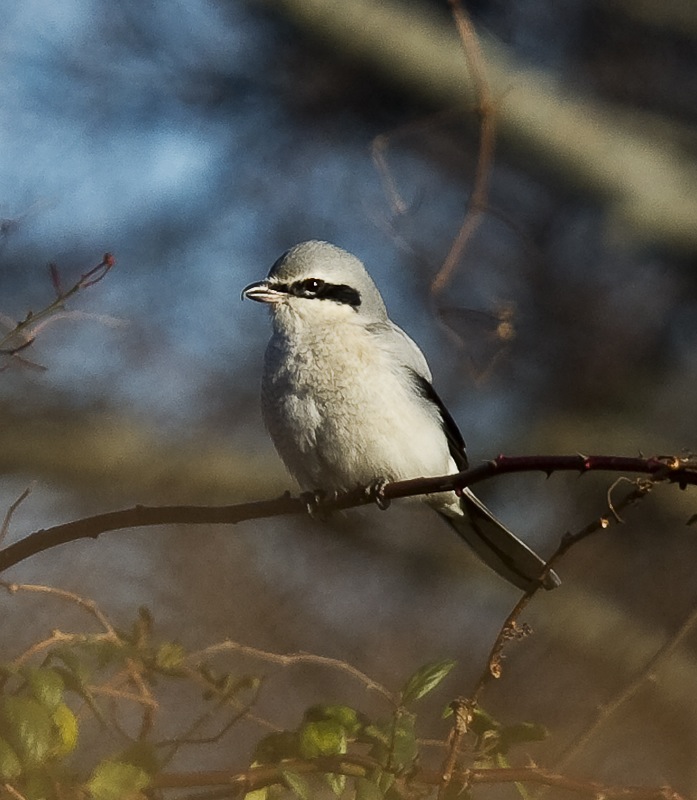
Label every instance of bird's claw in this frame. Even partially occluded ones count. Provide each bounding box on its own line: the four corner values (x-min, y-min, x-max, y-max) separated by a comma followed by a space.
300, 489, 331, 520
365, 479, 391, 511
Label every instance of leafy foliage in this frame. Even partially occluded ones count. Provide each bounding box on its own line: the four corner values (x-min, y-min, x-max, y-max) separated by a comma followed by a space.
0, 590, 562, 800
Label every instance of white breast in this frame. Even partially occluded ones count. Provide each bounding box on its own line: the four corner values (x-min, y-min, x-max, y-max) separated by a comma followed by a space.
261, 310, 453, 493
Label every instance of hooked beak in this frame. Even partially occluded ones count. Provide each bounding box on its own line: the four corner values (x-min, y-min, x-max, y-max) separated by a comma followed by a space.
241, 280, 286, 304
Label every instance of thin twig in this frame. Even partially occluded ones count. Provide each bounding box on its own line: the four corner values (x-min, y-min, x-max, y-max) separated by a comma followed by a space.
8, 629, 113, 669
0, 580, 118, 636
2, 783, 30, 800
0, 483, 35, 546
0, 252, 115, 361
188, 641, 395, 704
471, 478, 653, 703
371, 109, 463, 217
555, 601, 697, 770
431, 0, 497, 295
437, 479, 655, 793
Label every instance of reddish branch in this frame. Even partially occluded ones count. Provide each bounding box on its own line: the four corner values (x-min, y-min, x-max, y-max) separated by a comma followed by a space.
430, 0, 497, 295
0, 252, 115, 360
0, 454, 694, 574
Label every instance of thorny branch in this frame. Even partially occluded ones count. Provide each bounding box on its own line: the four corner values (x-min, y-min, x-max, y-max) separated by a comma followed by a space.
0, 454, 694, 575
473, 478, 654, 700
438, 479, 655, 793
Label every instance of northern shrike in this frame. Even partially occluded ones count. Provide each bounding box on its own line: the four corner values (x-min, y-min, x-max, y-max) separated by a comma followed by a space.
242, 241, 559, 591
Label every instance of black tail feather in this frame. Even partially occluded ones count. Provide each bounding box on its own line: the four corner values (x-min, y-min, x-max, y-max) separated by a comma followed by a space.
441, 488, 560, 592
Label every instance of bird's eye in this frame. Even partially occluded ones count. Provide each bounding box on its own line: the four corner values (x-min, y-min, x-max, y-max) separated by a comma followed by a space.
301, 278, 324, 294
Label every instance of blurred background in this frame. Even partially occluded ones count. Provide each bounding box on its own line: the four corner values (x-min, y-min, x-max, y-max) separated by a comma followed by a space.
1, 0, 696, 793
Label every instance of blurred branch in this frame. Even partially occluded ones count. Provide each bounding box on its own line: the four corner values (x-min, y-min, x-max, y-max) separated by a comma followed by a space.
438, 466, 697, 792
0, 453, 694, 574
609, 0, 697, 37
1, 579, 688, 799
0, 253, 115, 370
263, 0, 697, 253
0, 483, 34, 546
470, 477, 652, 702
556, 599, 697, 771
430, 0, 495, 295
440, 480, 653, 790
152, 754, 686, 798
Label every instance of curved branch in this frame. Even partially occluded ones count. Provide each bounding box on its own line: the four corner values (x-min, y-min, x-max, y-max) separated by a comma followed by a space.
0, 454, 694, 574
263, 0, 697, 253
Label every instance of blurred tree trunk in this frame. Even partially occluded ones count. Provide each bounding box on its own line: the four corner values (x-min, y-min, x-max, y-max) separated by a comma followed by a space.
261, 0, 697, 254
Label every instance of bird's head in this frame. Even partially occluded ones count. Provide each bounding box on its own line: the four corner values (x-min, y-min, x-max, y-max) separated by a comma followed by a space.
242, 241, 388, 328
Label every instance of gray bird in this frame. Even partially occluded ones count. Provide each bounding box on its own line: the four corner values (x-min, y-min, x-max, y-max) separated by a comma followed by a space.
242, 240, 559, 592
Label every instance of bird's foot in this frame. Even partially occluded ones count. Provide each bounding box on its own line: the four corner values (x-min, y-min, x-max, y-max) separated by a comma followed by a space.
365, 478, 391, 511
300, 489, 332, 520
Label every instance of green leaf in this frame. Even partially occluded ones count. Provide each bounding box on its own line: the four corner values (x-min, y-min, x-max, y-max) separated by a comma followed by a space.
355, 776, 384, 800
400, 659, 456, 704
88, 639, 128, 670
88, 760, 150, 800
1, 696, 54, 769
325, 771, 346, 796
361, 723, 389, 748
282, 770, 311, 800
0, 738, 22, 781
376, 771, 394, 795
24, 667, 65, 711
367, 712, 417, 770
243, 788, 268, 800
154, 642, 186, 672
51, 703, 79, 756
389, 711, 417, 768
130, 606, 153, 649
469, 707, 500, 737
254, 731, 300, 764
50, 647, 92, 688
118, 742, 160, 776
22, 772, 54, 800
50, 651, 109, 728
498, 722, 549, 753
304, 704, 362, 736
217, 673, 260, 702
298, 720, 346, 758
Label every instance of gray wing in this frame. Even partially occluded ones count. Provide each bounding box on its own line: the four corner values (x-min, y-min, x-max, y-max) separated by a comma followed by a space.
367, 320, 432, 379
367, 319, 468, 468
367, 321, 559, 591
